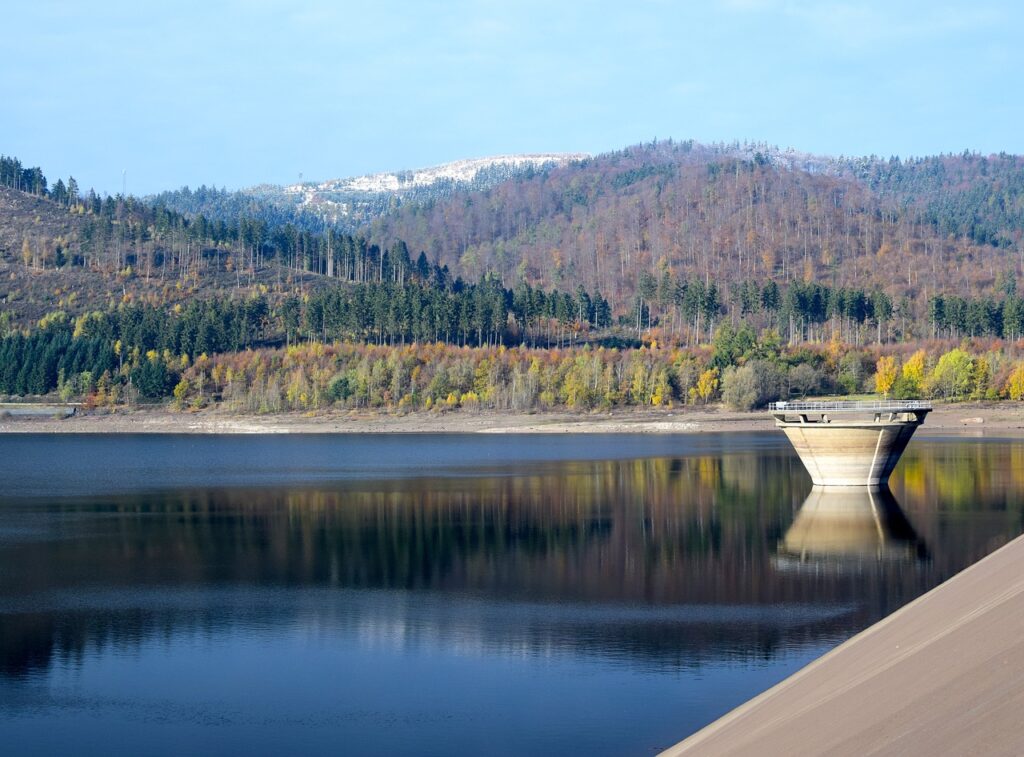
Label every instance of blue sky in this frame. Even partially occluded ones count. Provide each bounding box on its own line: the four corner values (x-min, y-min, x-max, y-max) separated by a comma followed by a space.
3, 0, 1021, 194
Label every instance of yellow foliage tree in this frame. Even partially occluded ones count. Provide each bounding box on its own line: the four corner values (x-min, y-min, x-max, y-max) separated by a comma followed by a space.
691, 367, 719, 405
930, 348, 973, 400
172, 379, 190, 410
651, 368, 672, 407
1005, 364, 1024, 401
874, 355, 898, 397
628, 361, 649, 405
902, 350, 927, 394
827, 331, 844, 364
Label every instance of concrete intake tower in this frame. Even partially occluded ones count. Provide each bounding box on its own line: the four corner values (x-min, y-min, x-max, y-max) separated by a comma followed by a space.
769, 400, 931, 487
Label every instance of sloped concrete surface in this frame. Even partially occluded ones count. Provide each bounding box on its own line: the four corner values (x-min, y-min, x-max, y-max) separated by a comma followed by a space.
661, 533, 1024, 756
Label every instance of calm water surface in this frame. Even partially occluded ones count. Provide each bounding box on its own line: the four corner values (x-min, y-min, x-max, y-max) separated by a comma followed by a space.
1, 433, 1022, 756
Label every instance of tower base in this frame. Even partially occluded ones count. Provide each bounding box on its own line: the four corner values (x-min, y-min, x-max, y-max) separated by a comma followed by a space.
770, 401, 930, 487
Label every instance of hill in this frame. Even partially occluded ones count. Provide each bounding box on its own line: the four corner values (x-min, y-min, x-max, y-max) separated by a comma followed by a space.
361, 141, 1024, 311
0, 181, 83, 267
5, 147, 1024, 410
152, 153, 586, 234
5, 142, 1024, 349
0, 182, 330, 328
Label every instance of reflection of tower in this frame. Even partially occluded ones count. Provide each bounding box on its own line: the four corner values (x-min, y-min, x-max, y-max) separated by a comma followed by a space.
775, 486, 926, 570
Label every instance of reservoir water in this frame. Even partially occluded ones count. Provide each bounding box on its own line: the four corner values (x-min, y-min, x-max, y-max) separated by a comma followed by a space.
1, 433, 1022, 755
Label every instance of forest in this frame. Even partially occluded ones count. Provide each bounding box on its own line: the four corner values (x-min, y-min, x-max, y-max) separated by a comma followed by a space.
363, 142, 1024, 314
2, 144, 1024, 412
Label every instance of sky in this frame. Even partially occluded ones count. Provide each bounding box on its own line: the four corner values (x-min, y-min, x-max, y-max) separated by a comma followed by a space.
2, 0, 1022, 195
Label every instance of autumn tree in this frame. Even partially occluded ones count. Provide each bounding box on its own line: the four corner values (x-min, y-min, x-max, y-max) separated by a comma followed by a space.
690, 367, 719, 405
929, 348, 974, 401
971, 357, 992, 400
1005, 364, 1024, 401
893, 349, 927, 398
874, 355, 898, 398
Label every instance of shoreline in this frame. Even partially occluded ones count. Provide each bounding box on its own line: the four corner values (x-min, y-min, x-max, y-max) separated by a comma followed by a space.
0, 402, 1020, 435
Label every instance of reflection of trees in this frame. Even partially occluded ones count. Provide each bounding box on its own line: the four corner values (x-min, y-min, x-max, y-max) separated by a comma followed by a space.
2, 454, 813, 605
2, 442, 1023, 679
891, 443, 1024, 575
898, 443, 1024, 511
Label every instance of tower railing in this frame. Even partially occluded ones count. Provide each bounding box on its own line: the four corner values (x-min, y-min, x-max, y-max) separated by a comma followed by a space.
768, 400, 932, 412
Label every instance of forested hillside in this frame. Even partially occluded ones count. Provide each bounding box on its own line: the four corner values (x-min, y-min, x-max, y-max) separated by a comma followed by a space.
4, 144, 1024, 411
845, 151, 1024, 248
147, 185, 329, 236
363, 142, 1024, 315
151, 155, 585, 234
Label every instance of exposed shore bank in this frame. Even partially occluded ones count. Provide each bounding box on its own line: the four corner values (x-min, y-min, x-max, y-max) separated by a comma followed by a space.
660, 529, 1024, 756
0, 401, 1020, 435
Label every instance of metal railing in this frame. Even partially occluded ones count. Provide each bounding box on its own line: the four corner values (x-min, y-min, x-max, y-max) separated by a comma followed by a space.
768, 400, 932, 412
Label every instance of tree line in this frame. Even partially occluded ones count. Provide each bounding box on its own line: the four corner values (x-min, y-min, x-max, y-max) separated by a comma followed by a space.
0, 275, 611, 397
0, 155, 52, 197
6, 305, 1024, 412
13, 270, 1024, 401
927, 280, 1024, 340
848, 151, 1024, 249
168, 337, 1024, 414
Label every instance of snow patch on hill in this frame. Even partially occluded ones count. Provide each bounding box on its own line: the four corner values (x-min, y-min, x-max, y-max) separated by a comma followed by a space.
722, 144, 842, 175
283, 153, 588, 199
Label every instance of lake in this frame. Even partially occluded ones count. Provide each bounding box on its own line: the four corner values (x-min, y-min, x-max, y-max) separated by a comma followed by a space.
1, 433, 1022, 755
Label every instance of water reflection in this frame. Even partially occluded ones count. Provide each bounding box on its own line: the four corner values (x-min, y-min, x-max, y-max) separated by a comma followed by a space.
775, 487, 927, 572
1, 442, 1018, 678
0, 435, 1022, 755
0, 451, 821, 680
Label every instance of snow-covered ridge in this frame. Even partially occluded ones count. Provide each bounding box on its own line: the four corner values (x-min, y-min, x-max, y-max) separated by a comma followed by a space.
718, 143, 842, 175
283, 153, 588, 197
